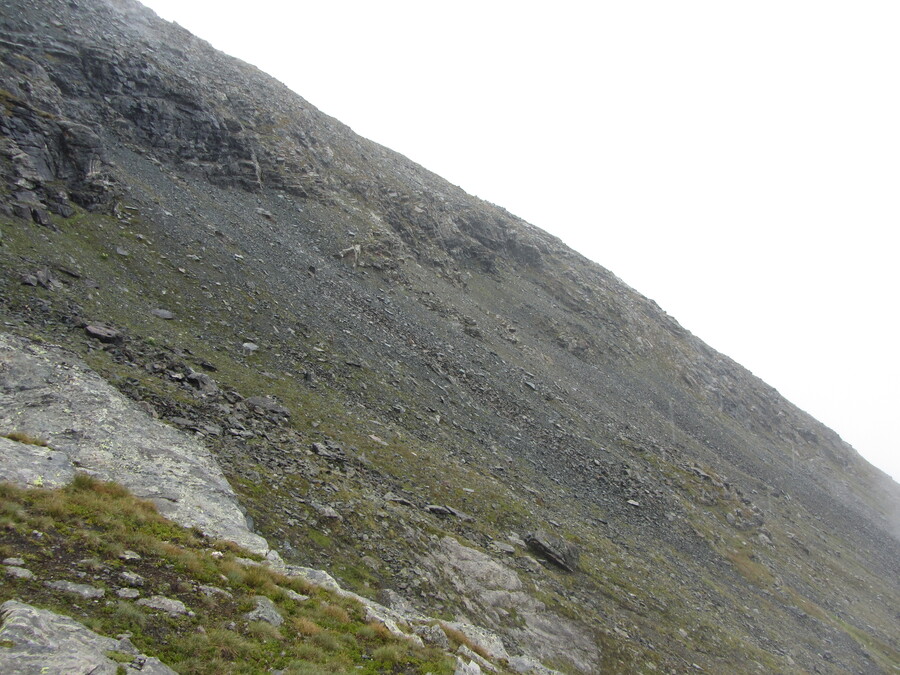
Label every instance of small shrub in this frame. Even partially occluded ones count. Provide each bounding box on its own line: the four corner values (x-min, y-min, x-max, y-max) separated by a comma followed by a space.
320, 603, 350, 624
247, 620, 283, 641
292, 644, 325, 662
113, 601, 147, 629
291, 617, 322, 636
372, 644, 405, 664
311, 632, 341, 652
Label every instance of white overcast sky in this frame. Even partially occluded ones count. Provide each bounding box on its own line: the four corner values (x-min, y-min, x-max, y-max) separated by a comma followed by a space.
140, 1, 899, 482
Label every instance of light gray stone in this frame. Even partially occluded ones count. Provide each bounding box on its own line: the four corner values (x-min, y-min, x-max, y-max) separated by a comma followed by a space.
137, 595, 190, 616
45, 580, 105, 599
199, 584, 233, 599
4, 566, 34, 580
414, 623, 451, 649
116, 588, 140, 599
507, 655, 564, 674
0, 600, 176, 674
455, 657, 483, 675
458, 644, 498, 672
0, 333, 272, 558
281, 588, 308, 602
120, 570, 145, 587
0, 436, 75, 488
244, 595, 283, 626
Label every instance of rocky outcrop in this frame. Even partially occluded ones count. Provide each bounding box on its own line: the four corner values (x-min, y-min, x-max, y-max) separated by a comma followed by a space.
423, 536, 596, 673
0, 333, 271, 557
525, 530, 580, 572
0, 600, 175, 674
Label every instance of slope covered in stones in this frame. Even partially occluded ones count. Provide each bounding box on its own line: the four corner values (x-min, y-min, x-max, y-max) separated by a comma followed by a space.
1, 0, 898, 673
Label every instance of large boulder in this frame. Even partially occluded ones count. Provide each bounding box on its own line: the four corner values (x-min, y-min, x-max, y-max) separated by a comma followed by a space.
0, 600, 175, 674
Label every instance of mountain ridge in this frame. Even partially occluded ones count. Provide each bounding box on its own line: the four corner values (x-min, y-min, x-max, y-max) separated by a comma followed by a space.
1, 0, 898, 672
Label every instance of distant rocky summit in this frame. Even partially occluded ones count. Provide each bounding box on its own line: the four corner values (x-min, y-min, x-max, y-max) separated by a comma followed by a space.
0, 0, 897, 672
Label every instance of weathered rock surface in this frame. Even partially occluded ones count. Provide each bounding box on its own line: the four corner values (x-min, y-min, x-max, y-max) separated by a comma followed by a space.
0, 600, 176, 674
136, 596, 191, 617
424, 537, 594, 672
524, 530, 580, 572
44, 580, 105, 599
0, 436, 75, 488
245, 595, 283, 626
0, 333, 271, 557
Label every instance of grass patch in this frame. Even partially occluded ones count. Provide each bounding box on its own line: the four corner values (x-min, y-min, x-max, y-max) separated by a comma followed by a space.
0, 477, 457, 674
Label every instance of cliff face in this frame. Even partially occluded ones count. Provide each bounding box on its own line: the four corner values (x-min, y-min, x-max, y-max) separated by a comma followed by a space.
1, 0, 898, 673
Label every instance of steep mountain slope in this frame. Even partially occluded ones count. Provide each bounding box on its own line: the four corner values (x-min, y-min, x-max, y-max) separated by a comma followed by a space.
1, 0, 898, 673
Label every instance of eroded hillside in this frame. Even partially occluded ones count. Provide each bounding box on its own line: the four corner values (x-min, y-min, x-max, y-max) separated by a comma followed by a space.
1, 0, 898, 673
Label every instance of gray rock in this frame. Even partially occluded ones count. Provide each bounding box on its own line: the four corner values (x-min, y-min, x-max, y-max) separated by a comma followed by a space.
458, 644, 497, 672
0, 333, 272, 558
85, 324, 121, 343
525, 529, 580, 572
244, 595, 283, 626
414, 623, 451, 649
45, 580, 105, 599
0, 436, 75, 488
0, 600, 176, 674
137, 596, 190, 616
507, 655, 563, 674
186, 370, 219, 396
119, 550, 141, 561
455, 657, 484, 675
245, 395, 290, 418
423, 538, 597, 671
199, 584, 233, 599
3, 558, 26, 566
116, 588, 140, 599
120, 570, 145, 587
150, 308, 175, 320
281, 588, 308, 602
383, 491, 415, 507
4, 566, 34, 580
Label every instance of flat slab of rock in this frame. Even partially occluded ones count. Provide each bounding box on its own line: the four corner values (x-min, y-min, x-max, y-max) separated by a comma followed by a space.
0, 599, 176, 674
137, 596, 191, 616
4, 565, 34, 580
0, 436, 75, 488
45, 580, 105, 599
0, 333, 271, 557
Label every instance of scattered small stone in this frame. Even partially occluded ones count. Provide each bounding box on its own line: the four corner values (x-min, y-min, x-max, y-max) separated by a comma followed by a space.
312, 503, 342, 520
85, 324, 121, 343
137, 595, 191, 616
525, 530, 580, 572
199, 584, 233, 599
5, 566, 34, 580
120, 570, 145, 587
45, 580, 105, 599
281, 588, 309, 603
414, 623, 451, 649
244, 595, 283, 626
384, 492, 414, 507
491, 541, 515, 555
